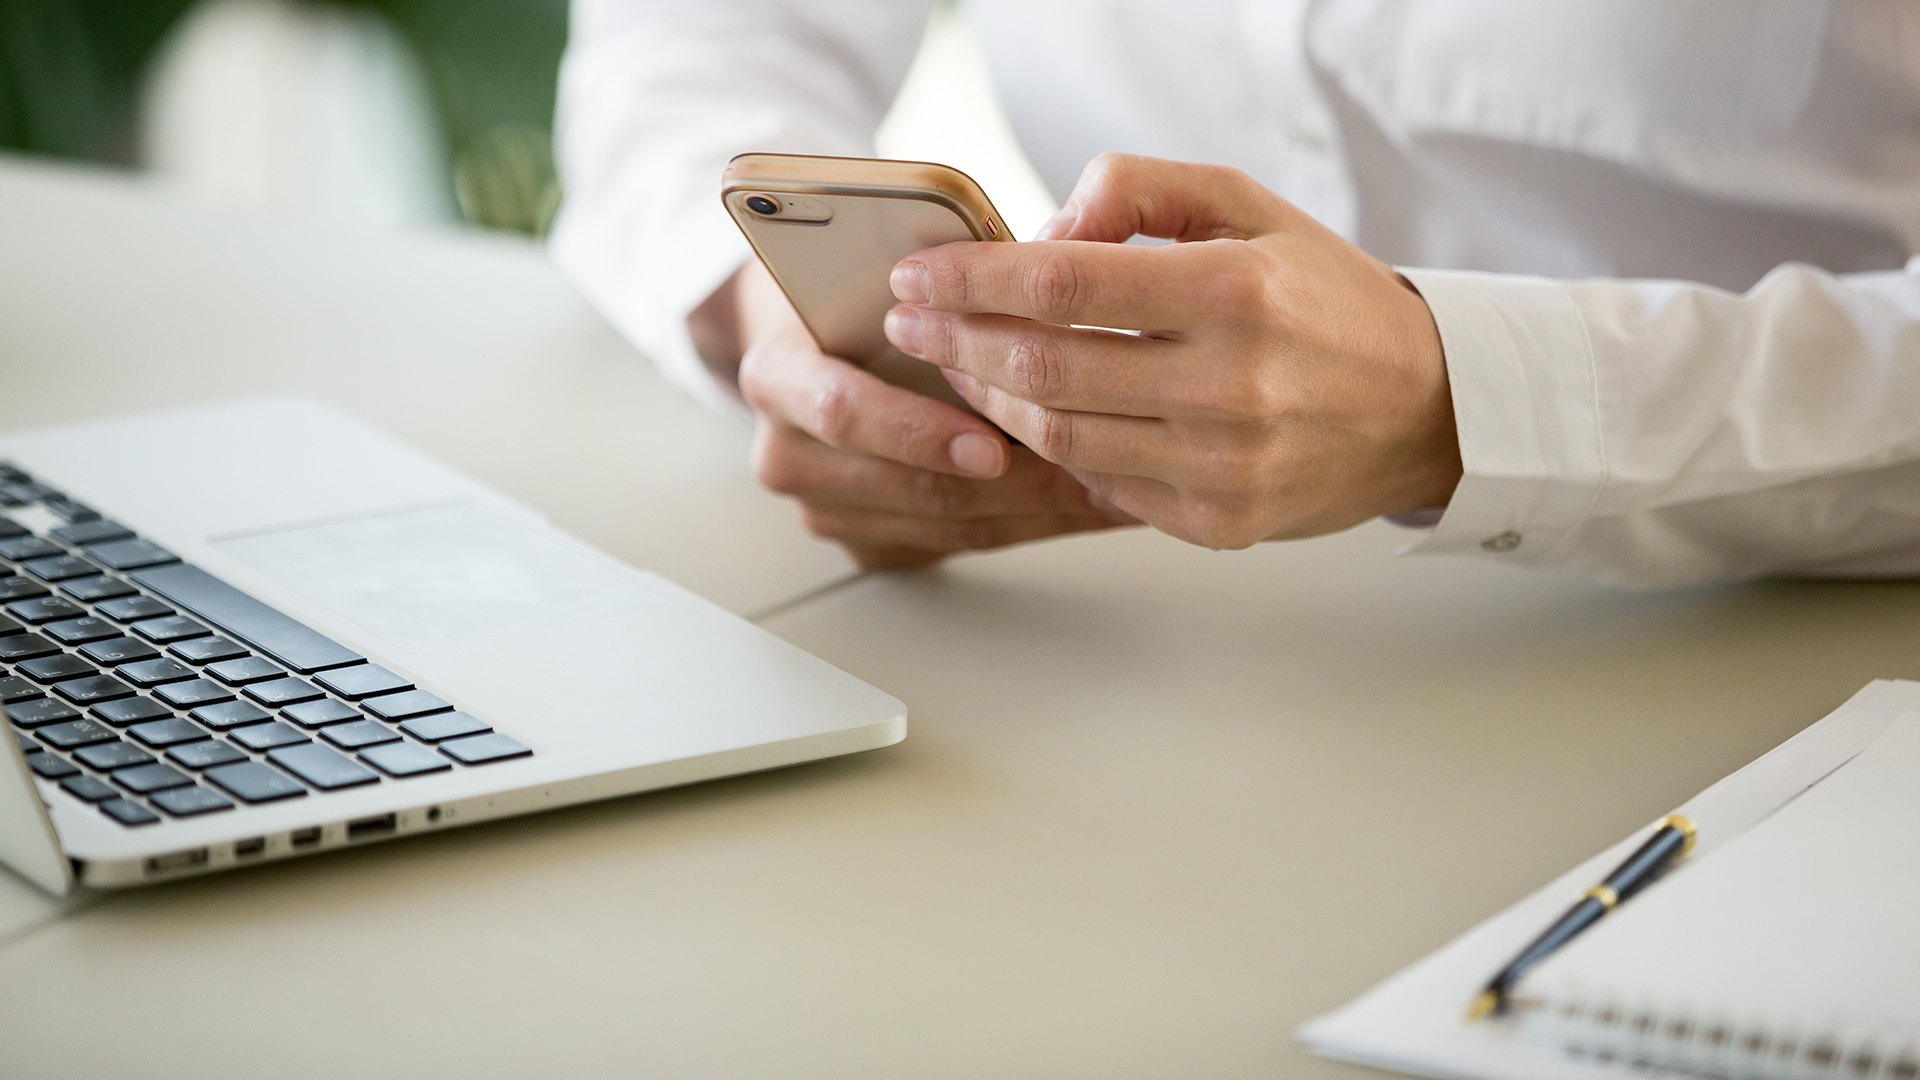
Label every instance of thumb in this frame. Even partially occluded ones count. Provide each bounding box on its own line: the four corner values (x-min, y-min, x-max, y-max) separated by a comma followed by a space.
1034, 153, 1284, 244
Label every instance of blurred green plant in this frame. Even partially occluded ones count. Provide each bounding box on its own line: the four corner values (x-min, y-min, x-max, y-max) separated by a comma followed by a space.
0, 0, 569, 236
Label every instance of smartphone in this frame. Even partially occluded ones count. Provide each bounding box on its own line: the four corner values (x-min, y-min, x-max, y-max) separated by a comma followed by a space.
722, 153, 1014, 409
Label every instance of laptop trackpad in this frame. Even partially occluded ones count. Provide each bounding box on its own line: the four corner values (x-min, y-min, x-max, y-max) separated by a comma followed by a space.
212, 502, 662, 649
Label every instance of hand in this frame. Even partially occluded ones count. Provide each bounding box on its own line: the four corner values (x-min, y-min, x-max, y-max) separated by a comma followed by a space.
882, 153, 1462, 550
706, 262, 1133, 569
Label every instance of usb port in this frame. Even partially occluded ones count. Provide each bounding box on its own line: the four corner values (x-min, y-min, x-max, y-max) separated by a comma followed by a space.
144, 848, 209, 875
290, 826, 323, 848
233, 837, 266, 858
347, 813, 396, 840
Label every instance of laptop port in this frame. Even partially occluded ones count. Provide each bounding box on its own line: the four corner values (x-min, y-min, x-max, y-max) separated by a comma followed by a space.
290, 826, 323, 848
233, 837, 266, 858
144, 848, 209, 876
347, 813, 397, 840
426, 805, 441, 823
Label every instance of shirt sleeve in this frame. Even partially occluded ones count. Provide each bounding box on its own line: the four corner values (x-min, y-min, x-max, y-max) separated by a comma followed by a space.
548, 0, 937, 418
1399, 258, 1920, 589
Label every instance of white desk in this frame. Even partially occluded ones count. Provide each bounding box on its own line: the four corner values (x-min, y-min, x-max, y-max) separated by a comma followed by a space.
5, 159, 1920, 1079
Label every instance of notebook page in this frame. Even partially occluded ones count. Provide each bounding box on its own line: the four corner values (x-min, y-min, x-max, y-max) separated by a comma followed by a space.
1298, 679, 1920, 1080
1517, 712, 1920, 1067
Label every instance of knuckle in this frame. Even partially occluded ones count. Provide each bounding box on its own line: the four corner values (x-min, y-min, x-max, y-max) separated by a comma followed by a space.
1027, 251, 1086, 320
907, 469, 969, 517
1004, 334, 1065, 402
1030, 407, 1076, 463
808, 377, 856, 447
1187, 500, 1264, 551
796, 505, 845, 542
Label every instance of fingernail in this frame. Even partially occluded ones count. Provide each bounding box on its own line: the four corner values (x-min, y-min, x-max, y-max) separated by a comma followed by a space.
1034, 205, 1078, 241
884, 305, 923, 356
890, 263, 930, 304
948, 432, 1005, 478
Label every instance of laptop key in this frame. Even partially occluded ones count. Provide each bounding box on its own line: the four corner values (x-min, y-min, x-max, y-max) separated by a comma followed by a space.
155, 679, 235, 708
98, 791, 159, 825
358, 741, 452, 778
90, 696, 173, 726
25, 751, 79, 779
315, 664, 413, 701
99, 797, 161, 826
150, 784, 234, 817
282, 698, 361, 729
230, 721, 309, 751
49, 520, 134, 546
54, 674, 137, 705
399, 711, 490, 743
59, 774, 118, 802
440, 733, 532, 765
97, 595, 173, 622
268, 743, 379, 790
6, 596, 87, 624
42, 497, 99, 524
80, 636, 160, 666
360, 689, 451, 722
128, 717, 211, 748
12, 731, 33, 751
0, 536, 63, 561
130, 615, 210, 643
167, 740, 249, 770
83, 539, 179, 572
112, 762, 195, 794
35, 718, 121, 749
243, 677, 324, 707
0, 576, 51, 602
22, 555, 102, 583
320, 720, 401, 750
74, 741, 155, 771
0, 676, 42, 703
60, 575, 137, 602
0, 513, 24, 535
6, 698, 80, 728
206, 656, 286, 685
43, 616, 122, 645
168, 636, 248, 665
0, 633, 60, 662
116, 657, 199, 688
17, 654, 99, 683
205, 761, 307, 803
189, 700, 272, 731
129, 564, 363, 674
0, 612, 21, 636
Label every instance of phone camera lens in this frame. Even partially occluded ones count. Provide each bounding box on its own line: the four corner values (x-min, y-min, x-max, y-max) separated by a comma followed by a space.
746, 195, 780, 216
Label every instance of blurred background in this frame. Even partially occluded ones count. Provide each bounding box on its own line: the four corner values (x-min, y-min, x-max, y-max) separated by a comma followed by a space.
0, 0, 1057, 241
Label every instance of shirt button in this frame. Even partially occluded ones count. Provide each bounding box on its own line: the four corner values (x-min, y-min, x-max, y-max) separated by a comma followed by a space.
1285, 118, 1330, 153
1481, 531, 1522, 553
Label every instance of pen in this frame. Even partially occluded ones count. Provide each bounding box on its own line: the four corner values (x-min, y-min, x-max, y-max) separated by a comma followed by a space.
1467, 813, 1696, 1020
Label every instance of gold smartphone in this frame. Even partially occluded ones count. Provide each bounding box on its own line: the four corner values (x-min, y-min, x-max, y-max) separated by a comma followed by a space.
722, 152, 1014, 409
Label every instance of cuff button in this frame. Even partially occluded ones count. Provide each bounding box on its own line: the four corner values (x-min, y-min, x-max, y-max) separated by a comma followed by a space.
1480, 531, 1522, 553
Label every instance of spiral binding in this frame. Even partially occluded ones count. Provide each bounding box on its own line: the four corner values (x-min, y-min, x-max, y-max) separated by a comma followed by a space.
1513, 991, 1920, 1079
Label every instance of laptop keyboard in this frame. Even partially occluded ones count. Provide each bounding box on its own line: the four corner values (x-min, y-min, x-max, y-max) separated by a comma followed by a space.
0, 463, 531, 828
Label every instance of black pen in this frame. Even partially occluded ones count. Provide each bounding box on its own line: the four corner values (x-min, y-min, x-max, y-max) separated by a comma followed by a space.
1467, 813, 1696, 1020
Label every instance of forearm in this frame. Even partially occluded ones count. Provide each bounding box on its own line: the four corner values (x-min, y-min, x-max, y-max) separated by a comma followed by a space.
1404, 260, 1920, 587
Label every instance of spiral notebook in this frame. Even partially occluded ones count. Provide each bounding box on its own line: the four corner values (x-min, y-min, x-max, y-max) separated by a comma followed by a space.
1300, 680, 1920, 1080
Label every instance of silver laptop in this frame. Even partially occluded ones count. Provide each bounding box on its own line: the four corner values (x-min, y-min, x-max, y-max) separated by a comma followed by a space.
0, 398, 903, 893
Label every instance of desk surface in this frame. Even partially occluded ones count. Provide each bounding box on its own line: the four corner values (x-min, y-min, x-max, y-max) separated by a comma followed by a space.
5, 159, 1920, 1079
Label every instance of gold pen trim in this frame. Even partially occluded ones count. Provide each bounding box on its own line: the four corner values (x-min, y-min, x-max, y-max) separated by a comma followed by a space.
1584, 884, 1619, 909
1658, 813, 1697, 856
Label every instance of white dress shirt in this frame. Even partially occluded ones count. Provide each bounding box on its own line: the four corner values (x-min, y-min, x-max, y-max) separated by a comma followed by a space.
551, 0, 1920, 589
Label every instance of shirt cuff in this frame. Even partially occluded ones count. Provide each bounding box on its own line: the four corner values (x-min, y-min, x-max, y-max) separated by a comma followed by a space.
1393, 267, 1605, 565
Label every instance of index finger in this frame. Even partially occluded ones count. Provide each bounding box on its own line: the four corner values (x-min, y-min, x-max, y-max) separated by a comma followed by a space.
892, 239, 1212, 331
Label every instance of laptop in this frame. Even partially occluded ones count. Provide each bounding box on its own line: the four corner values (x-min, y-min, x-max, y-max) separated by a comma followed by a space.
0, 398, 904, 893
